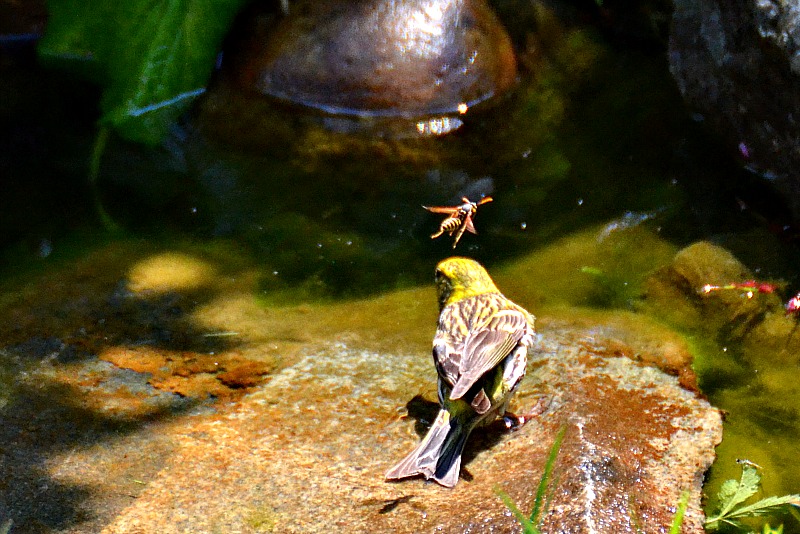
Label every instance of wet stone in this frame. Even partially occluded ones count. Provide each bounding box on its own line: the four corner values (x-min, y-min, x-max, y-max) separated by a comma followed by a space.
228, 0, 517, 136
643, 241, 800, 361
669, 0, 800, 218
101, 326, 721, 533
0, 241, 722, 532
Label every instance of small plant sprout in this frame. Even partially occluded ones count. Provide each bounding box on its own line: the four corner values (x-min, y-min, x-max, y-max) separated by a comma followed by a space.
705, 461, 800, 531
495, 425, 567, 533
700, 281, 800, 321
786, 292, 800, 347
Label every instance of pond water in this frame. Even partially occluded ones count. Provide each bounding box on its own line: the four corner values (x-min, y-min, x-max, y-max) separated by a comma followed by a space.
2, 2, 800, 531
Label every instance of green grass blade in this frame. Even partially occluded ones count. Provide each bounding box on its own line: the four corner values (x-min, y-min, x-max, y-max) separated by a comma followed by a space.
530, 425, 567, 524
669, 490, 690, 534
494, 486, 540, 534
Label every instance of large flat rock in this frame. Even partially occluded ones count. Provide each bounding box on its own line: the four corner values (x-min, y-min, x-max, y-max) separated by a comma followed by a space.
99, 324, 721, 533
0, 240, 722, 533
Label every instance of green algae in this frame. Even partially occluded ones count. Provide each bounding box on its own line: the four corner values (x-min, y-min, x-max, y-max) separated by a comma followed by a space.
492, 224, 677, 310
244, 507, 280, 532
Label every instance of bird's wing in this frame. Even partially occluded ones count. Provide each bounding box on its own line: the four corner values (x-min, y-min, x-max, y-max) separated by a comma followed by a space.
432, 337, 461, 388
449, 309, 528, 400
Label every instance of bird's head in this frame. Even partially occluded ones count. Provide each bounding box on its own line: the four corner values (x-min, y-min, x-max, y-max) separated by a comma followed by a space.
434, 257, 499, 310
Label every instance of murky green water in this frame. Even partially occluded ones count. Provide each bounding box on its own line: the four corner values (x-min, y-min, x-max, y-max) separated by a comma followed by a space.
3, 2, 800, 531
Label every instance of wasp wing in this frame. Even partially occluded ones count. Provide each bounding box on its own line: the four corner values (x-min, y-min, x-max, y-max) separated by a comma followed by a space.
423, 205, 459, 214
463, 216, 477, 235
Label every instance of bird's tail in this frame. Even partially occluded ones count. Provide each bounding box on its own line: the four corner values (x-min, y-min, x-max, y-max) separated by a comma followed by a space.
385, 409, 473, 488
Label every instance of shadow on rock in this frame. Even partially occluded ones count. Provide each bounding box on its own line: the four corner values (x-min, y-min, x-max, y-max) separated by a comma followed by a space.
0, 370, 198, 532
398, 394, 511, 484
0, 243, 280, 531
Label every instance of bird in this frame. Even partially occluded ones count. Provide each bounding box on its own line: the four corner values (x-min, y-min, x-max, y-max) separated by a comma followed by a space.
386, 257, 535, 487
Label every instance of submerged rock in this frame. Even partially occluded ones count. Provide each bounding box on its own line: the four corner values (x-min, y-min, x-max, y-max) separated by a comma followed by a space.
230, 0, 517, 136
643, 241, 800, 361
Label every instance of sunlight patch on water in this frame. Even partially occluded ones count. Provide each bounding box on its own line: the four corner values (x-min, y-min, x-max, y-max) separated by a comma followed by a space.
127, 252, 217, 295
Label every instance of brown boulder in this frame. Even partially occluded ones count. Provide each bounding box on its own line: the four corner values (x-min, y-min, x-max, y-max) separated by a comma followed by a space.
236, 0, 517, 119
102, 324, 721, 533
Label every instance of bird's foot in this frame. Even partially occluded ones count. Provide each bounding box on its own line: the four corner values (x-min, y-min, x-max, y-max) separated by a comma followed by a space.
501, 397, 550, 431
501, 413, 532, 431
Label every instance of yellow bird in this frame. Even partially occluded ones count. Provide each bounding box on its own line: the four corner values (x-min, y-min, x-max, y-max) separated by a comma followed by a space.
386, 257, 535, 487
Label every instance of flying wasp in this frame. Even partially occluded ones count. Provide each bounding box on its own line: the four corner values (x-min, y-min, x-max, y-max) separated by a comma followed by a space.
423, 196, 493, 249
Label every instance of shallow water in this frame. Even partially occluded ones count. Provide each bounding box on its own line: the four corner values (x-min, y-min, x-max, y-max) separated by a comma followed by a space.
3, 2, 800, 531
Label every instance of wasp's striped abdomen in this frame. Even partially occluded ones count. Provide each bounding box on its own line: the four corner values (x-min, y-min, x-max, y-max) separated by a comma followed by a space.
431, 216, 462, 238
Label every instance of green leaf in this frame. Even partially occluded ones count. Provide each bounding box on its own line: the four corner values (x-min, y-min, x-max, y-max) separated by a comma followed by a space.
725, 495, 800, 522
39, 0, 248, 144
706, 462, 800, 531
716, 464, 762, 518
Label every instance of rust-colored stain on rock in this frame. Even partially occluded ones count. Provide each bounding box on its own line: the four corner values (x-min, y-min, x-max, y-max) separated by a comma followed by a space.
101, 346, 274, 399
